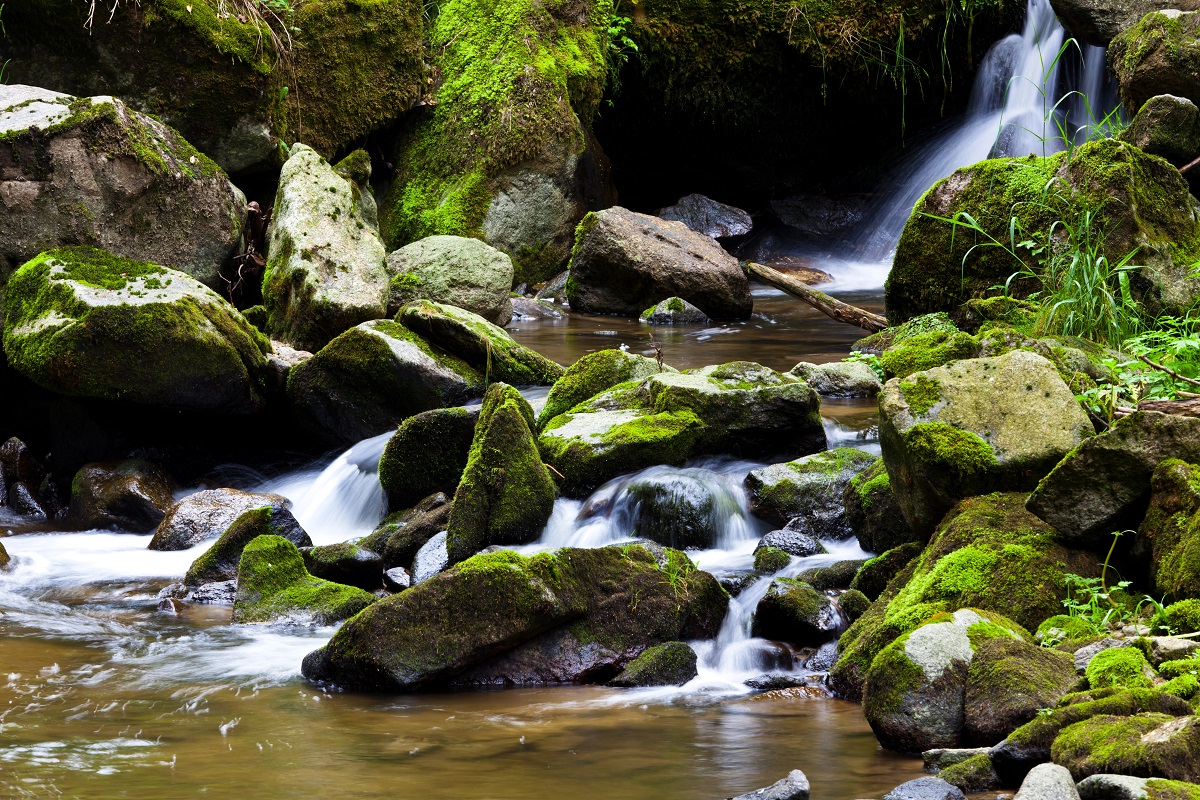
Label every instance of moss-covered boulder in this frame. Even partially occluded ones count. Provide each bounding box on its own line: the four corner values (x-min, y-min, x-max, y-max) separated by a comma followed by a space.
640, 296, 710, 326
184, 505, 310, 586
300, 542, 384, 592
754, 545, 792, 573
1028, 412, 1200, 549
4, 0, 424, 173
790, 360, 882, 398
4, 247, 270, 413
233, 535, 376, 624
886, 139, 1200, 323
1087, 647, 1156, 691
879, 330, 982, 380
385, 236, 515, 324
855, 313, 962, 354
1052, 713, 1200, 782
1048, 0, 1187, 46
67, 460, 174, 533
379, 0, 613, 285
851, 542, 924, 601
565, 207, 753, 319
844, 458, 921, 553
609, 641, 698, 687
938, 753, 1000, 793
831, 493, 1100, 701
445, 384, 556, 563
0, 85, 245, 283
1111, 11, 1200, 119
1162, 600, 1200, 635
616, 468, 744, 551
1120, 95, 1200, 167
360, 492, 453, 572
377, 408, 478, 513
263, 144, 388, 351
1138, 460, 1200, 604
285, 320, 481, 446
0, 540, 8, 569
863, 608, 1028, 753
745, 448, 876, 534
149, 488, 292, 551
539, 361, 824, 496
537, 349, 673, 431
752, 578, 843, 646
880, 350, 1093, 538
963, 637, 1079, 745
301, 545, 728, 689
1078, 776, 1200, 800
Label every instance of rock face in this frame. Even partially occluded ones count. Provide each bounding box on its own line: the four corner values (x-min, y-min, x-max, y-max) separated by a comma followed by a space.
262, 144, 389, 351
67, 460, 174, 533
1119, 95, 1200, 166
301, 546, 728, 690
1048, 0, 1197, 46
1027, 412, 1200, 549
609, 641, 698, 687
1112, 11, 1200, 117
378, 408, 478, 513
233, 535, 376, 625
184, 506, 311, 586
385, 235, 515, 325
887, 139, 1200, 323
0, 85, 245, 284
1051, 714, 1200, 782
844, 458, 920, 553
539, 361, 824, 497
4, 248, 270, 413
444, 384, 556, 563
1138, 460, 1200, 603
537, 350, 673, 431
752, 579, 844, 646
149, 489, 291, 551
656, 194, 753, 239
790, 361, 882, 398
745, 448, 877, 533
565, 207, 753, 319
3, 1, 424, 174
879, 350, 1093, 538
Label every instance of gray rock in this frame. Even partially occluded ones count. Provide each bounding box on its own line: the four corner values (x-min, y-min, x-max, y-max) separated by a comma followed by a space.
806, 641, 839, 672
656, 193, 753, 239
1119, 94, 1200, 166
149, 489, 292, 551
881, 350, 1093, 538
618, 468, 740, 551
790, 361, 882, 398
641, 296, 710, 326
510, 297, 564, 321
1013, 764, 1080, 800
1146, 636, 1200, 665
729, 769, 810, 800
752, 579, 844, 646
0, 85, 245, 285
1048, 0, 1198, 45
566, 207, 752, 319
1076, 775, 1149, 800
883, 777, 966, 800
385, 235, 515, 325
10, 483, 48, 519
745, 448, 877, 533
757, 527, 827, 558
383, 566, 412, 592
67, 460, 174, 533
923, 748, 992, 772
412, 531, 450, 584
1027, 412, 1200, 548
263, 144, 389, 351
770, 194, 863, 237
1073, 639, 1132, 672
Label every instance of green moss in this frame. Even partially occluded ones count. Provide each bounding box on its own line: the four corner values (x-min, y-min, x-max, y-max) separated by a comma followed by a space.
863, 643, 927, 718
610, 640, 698, 687
938, 753, 999, 792
903, 422, 998, 477
850, 541, 923, 601
1146, 779, 1200, 800
1051, 711, 1200, 780
838, 588, 870, 622
899, 374, 942, 416
1142, 461, 1200, 604
378, 407, 477, 512
1087, 647, 1154, 690
754, 546, 791, 573
233, 535, 376, 624
1036, 614, 1101, 646
185, 506, 279, 585
537, 349, 667, 430
879, 329, 981, 379
1160, 656, 1200, 680
854, 312, 960, 353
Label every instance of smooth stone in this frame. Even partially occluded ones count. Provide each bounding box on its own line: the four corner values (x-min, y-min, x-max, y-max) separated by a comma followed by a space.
883, 777, 967, 800
1013, 764, 1080, 800
412, 531, 450, 584
728, 769, 810, 800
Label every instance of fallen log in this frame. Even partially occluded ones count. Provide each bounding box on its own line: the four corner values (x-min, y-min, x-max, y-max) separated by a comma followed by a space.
745, 261, 888, 333
1137, 397, 1200, 418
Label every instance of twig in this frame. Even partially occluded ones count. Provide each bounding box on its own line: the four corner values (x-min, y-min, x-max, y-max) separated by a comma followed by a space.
544, 463, 566, 481
1136, 354, 1200, 388
1180, 153, 1200, 174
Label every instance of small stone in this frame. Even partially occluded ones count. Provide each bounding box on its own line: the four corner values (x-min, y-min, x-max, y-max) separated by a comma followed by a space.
883, 777, 966, 800
640, 296, 710, 326
1147, 636, 1200, 666
729, 769, 810, 800
923, 748, 991, 772
383, 567, 412, 592
412, 531, 450, 584
1073, 639, 1131, 673
1012, 763, 1079, 800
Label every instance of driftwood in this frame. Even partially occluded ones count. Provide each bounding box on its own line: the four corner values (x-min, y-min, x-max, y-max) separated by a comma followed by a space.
745, 261, 888, 333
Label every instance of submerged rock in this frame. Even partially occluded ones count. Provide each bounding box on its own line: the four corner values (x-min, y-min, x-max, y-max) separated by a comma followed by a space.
566, 207, 753, 319
385, 235, 515, 324
233, 535, 376, 625
378, 408, 479, 513
150, 489, 292, 551
729, 769, 811, 800
184, 505, 311, 586
67, 460, 174, 533
4, 248, 270, 413
608, 641, 698, 687
883, 777, 966, 800
745, 447, 877, 533
656, 193, 753, 239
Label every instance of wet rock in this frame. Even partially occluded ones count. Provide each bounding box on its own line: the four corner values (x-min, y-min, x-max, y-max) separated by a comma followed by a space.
757, 527, 827, 558
233, 536, 376, 625
883, 777, 966, 800
510, 297, 565, 321
1027, 412, 1200, 549
745, 448, 877, 533
0, 540, 9, 569
1049, 0, 1196, 46
4, 248, 270, 413
720, 572, 757, 597
149, 489, 292, 551
0, 438, 46, 488
938, 753, 1001, 792
1119, 95, 1200, 166
383, 567, 412, 592
9, 482, 48, 519
537, 349, 674, 431
1013, 763, 1080, 800
68, 460, 174, 533
880, 350, 1093, 538
837, 588, 870, 622
566, 207, 752, 319
745, 673, 812, 691
850, 542, 923, 601
412, 531, 450, 584
0, 85, 245, 284
445, 384, 556, 563
924, 748, 993, 772
1051, 713, 1200, 782
640, 297, 710, 326
184, 506, 311, 585
378, 408, 478, 513
844, 458, 921, 553
729, 769, 811, 800
301, 543, 383, 592
806, 641, 839, 672
962, 637, 1079, 745
1137, 460, 1200, 603
789, 361, 882, 398
770, 194, 863, 237
609, 641, 698, 687
796, 560, 866, 591
385, 235, 515, 324
752, 579, 843, 647
157, 580, 238, 608
617, 468, 741, 551
1112, 11, 1200, 115
1076, 774, 1148, 800
361, 493, 453, 572
754, 546, 792, 573
656, 193, 752, 239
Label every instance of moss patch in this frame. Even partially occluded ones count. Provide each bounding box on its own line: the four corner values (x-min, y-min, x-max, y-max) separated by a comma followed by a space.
233, 535, 376, 624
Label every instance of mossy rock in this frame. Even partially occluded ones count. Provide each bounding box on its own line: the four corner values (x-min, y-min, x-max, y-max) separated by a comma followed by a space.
963, 636, 1079, 745
640, 296, 710, 326
0, 540, 9, 569
1119, 95, 1200, 168
67, 459, 174, 533
1111, 11, 1200, 121
886, 139, 1200, 323
878, 330, 982, 380
232, 535, 377, 624
384, 235, 515, 324
938, 753, 1000, 793
854, 313, 961, 354
745, 447, 877, 534
850, 542, 924, 601
301, 542, 384, 592
751, 578, 842, 647
4, 247, 269, 413
1051, 713, 1200, 782
880, 349, 1093, 538
831, 493, 1100, 702
796, 560, 867, 591
445, 384, 556, 563
1162, 600, 1200, 635
359, 493, 453, 572
609, 641, 698, 687
4, 0, 424, 173
378, 408, 478, 513
1139, 460, 1200, 604
1087, 647, 1156, 691
838, 589, 871, 623
754, 546, 792, 573
185, 506, 311, 586
844, 457, 921, 553
537, 349, 674, 431
620, 469, 740, 551
1037, 614, 1102, 647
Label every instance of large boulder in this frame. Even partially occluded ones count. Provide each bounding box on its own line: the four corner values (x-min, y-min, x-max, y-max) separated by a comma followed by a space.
844, 458, 921, 553
1111, 11, 1200, 117
67, 460, 174, 533
565, 207, 753, 319
262, 144, 389, 351
385, 235, 515, 324
1119, 95, 1200, 167
301, 545, 728, 689
1027, 412, 1200, 549
232, 535, 376, 625
3, 0, 424, 174
886, 139, 1200, 323
0, 85, 245, 283
745, 448, 877, 534
962, 637, 1079, 745
379, 0, 614, 286
184, 505, 311, 586
539, 361, 824, 496
149, 488, 292, 551
4, 247, 270, 413
1049, 0, 1197, 46
656, 194, 753, 239
1138, 460, 1200, 603
1051, 713, 1200, 782
377, 408, 478, 513
537, 349, 674, 431
752, 578, 844, 646
444, 384, 556, 563
301, 542, 385, 592
880, 350, 1093, 538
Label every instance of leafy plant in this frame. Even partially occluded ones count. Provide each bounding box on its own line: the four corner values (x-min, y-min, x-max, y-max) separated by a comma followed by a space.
605, 0, 638, 98
844, 351, 885, 382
